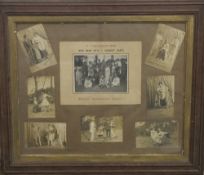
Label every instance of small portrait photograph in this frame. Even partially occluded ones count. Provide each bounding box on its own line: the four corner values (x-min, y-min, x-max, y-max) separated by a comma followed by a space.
74, 54, 128, 93
81, 115, 123, 142
146, 75, 174, 118
146, 24, 185, 72
135, 120, 178, 148
17, 24, 57, 73
27, 76, 55, 119
24, 122, 67, 149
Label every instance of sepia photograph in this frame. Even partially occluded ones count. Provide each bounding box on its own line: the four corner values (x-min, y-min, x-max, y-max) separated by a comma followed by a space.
145, 24, 185, 72
81, 115, 123, 142
17, 24, 57, 73
135, 120, 178, 148
147, 75, 174, 118
27, 76, 55, 118
60, 41, 141, 105
74, 54, 128, 93
24, 122, 67, 149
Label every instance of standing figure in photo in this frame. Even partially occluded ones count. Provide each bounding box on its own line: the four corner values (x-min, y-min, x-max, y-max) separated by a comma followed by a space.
105, 121, 111, 138
156, 41, 170, 61
32, 96, 40, 113
32, 32, 48, 61
17, 24, 57, 73
93, 65, 100, 86
105, 64, 111, 88
120, 59, 127, 86
82, 58, 88, 84
31, 36, 44, 62
109, 119, 115, 138
115, 59, 122, 77
99, 75, 106, 88
87, 62, 94, 78
146, 24, 185, 72
47, 124, 58, 146
89, 118, 96, 141
23, 34, 37, 64
156, 81, 171, 107
75, 67, 83, 87
97, 124, 105, 138
31, 124, 42, 147
100, 58, 106, 76
110, 61, 116, 83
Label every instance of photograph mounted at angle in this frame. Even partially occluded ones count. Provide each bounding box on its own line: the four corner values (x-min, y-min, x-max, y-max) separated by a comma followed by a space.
17, 24, 57, 73
146, 24, 185, 72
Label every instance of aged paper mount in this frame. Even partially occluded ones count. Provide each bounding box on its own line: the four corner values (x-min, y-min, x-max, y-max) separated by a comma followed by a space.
17, 24, 57, 73
145, 24, 185, 72
60, 41, 141, 105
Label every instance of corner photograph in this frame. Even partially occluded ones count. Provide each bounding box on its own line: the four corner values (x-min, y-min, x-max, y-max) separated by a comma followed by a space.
24, 122, 67, 149
17, 24, 57, 73
145, 24, 185, 72
135, 120, 178, 148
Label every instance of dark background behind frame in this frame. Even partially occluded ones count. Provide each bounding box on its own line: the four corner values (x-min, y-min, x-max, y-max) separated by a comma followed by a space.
0, 0, 204, 175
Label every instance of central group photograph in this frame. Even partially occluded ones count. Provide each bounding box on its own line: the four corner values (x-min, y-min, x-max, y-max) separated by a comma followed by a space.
60, 41, 141, 105
74, 53, 128, 93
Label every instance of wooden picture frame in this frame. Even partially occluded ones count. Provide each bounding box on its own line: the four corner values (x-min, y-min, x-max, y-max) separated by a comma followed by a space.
0, 1, 204, 175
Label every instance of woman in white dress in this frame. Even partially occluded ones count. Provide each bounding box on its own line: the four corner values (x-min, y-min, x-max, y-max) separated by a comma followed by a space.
31, 125, 42, 147
105, 66, 111, 87
32, 33, 48, 60
156, 81, 172, 107
32, 40, 42, 62
89, 119, 96, 141
47, 124, 57, 146
75, 67, 83, 86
